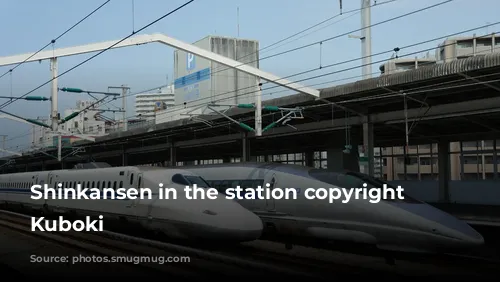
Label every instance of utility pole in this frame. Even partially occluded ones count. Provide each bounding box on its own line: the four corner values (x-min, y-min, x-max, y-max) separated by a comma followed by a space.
108, 85, 130, 131
50, 57, 63, 162
255, 80, 262, 136
361, 0, 372, 79
348, 0, 373, 79
346, 0, 374, 176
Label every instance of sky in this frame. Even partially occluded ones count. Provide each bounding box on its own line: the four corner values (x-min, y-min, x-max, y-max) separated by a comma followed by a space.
0, 0, 498, 154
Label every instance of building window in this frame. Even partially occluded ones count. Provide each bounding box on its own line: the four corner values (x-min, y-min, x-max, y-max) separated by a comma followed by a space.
457, 41, 473, 48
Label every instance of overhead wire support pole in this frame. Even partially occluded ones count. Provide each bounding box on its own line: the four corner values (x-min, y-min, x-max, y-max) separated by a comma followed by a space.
50, 57, 58, 132
403, 91, 409, 180
361, 0, 372, 79
49, 57, 61, 161
255, 81, 263, 136
108, 85, 130, 131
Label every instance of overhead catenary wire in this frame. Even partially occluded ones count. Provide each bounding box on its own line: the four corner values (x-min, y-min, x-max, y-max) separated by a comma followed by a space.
121, 35, 500, 144
0, 0, 195, 113
73, 65, 500, 152
96, 17, 500, 120
7, 21, 499, 140
0, 0, 112, 106
146, 24, 500, 117
210, 0, 400, 75
146, 1, 480, 112
0, 0, 447, 123
205, 0, 453, 85
51, 36, 500, 145
6, 65, 499, 157
4, 6, 498, 152
91, 23, 500, 133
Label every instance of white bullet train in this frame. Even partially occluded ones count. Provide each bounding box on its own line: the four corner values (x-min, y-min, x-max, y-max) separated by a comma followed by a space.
182, 162, 485, 253
0, 165, 263, 242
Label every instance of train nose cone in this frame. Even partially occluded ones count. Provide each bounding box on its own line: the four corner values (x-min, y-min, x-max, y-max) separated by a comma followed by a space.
392, 203, 485, 247
206, 200, 263, 241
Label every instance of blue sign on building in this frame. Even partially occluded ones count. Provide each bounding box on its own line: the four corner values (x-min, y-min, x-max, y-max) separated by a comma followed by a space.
174, 67, 211, 102
186, 53, 195, 71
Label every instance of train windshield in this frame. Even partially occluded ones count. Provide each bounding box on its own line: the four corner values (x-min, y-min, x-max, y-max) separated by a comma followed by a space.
308, 169, 421, 203
184, 175, 210, 188
172, 174, 211, 188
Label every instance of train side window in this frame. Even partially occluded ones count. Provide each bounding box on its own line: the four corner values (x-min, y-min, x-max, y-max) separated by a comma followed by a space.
102, 181, 106, 189
212, 180, 221, 189
97, 181, 100, 189
172, 174, 189, 186
92, 181, 95, 188
108, 181, 111, 189
119, 181, 123, 188
130, 173, 134, 185
113, 182, 117, 190
230, 180, 239, 189
221, 180, 229, 189
138, 177, 142, 188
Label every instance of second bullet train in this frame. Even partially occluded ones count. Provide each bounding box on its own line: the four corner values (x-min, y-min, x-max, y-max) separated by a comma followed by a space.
0, 165, 263, 242
182, 162, 485, 253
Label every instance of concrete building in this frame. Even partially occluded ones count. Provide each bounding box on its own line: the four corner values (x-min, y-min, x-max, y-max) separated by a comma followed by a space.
135, 85, 175, 120
379, 56, 436, 75
155, 36, 260, 125
172, 35, 259, 107
437, 34, 500, 63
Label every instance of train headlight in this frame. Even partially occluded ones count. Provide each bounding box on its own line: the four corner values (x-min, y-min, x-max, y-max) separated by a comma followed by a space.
203, 210, 217, 216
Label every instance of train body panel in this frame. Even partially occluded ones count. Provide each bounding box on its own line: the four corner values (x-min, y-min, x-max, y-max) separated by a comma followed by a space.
181, 162, 484, 252
0, 166, 263, 242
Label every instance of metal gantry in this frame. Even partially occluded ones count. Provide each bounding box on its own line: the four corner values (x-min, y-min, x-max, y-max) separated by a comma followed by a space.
0, 33, 320, 157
